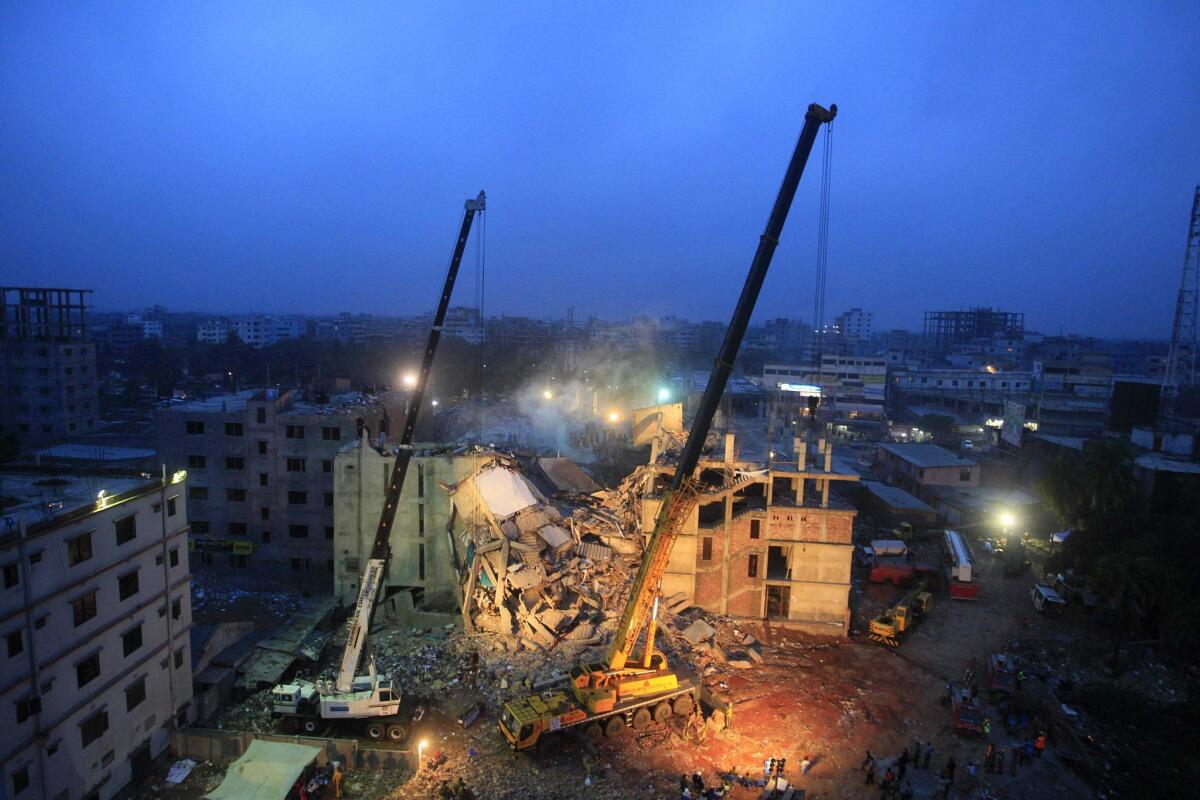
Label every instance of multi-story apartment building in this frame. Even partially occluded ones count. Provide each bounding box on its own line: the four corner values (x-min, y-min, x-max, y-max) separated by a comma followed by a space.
643, 432, 859, 634
332, 439, 477, 612
1, 288, 100, 447
831, 308, 872, 341
1032, 353, 1114, 437
154, 388, 405, 585
196, 320, 229, 345
442, 307, 482, 345
229, 315, 276, 349
0, 471, 193, 800
123, 315, 163, 340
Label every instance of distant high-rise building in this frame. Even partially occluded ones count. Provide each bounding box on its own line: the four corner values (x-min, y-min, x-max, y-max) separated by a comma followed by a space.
0, 287, 100, 447
832, 308, 872, 340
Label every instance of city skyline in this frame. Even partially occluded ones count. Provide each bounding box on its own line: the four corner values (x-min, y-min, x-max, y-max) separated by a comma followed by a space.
2, 4, 1198, 339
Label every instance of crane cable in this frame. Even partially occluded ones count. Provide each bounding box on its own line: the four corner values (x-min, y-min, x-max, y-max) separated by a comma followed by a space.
473, 205, 487, 452
812, 121, 834, 375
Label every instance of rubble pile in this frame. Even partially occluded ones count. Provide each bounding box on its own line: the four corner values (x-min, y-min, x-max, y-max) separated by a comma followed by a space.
211, 689, 278, 733
448, 455, 647, 664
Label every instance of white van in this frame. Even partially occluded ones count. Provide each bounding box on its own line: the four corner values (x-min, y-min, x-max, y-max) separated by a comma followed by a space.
1031, 584, 1067, 615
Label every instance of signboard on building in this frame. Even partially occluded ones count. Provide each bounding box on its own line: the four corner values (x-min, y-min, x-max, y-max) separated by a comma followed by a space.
1001, 400, 1025, 447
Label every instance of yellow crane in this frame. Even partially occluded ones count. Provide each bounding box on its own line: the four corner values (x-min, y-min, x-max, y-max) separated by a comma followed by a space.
868, 579, 932, 648
498, 103, 837, 753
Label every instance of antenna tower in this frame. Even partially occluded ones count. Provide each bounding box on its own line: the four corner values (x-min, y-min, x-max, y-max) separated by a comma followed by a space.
1163, 185, 1200, 407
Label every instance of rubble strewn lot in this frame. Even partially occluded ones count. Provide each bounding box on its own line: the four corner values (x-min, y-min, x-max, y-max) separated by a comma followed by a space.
175, 459, 1196, 799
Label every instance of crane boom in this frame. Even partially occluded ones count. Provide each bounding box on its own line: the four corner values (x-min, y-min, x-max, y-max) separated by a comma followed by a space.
336, 191, 486, 692
606, 104, 836, 671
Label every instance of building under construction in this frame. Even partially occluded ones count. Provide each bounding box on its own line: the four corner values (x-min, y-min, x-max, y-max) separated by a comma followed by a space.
0, 287, 99, 446
923, 307, 1024, 352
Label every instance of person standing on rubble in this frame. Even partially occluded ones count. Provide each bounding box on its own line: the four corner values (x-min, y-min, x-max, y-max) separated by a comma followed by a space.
1035, 732, 1046, 758
923, 742, 934, 770
898, 747, 909, 779
332, 765, 344, 800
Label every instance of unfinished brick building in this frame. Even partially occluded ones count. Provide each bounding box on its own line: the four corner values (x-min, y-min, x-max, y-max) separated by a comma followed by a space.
643, 431, 858, 635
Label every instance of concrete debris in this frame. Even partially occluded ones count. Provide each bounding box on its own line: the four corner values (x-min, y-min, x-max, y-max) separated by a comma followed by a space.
575, 540, 613, 562
681, 619, 718, 645
664, 592, 693, 614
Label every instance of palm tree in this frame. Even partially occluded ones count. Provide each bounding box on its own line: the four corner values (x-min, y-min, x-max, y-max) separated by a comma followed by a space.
1080, 440, 1137, 516
1038, 454, 1085, 529
1094, 544, 1161, 674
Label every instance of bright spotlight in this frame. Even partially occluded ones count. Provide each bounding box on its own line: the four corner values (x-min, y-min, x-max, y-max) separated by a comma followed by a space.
657, 388, 670, 402
542, 389, 553, 400
402, 373, 417, 388
1000, 512, 1015, 528
608, 411, 620, 423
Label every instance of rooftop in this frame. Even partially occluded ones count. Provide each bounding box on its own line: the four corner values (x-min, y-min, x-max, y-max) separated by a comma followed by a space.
162, 388, 397, 417
1134, 454, 1200, 474
878, 442, 977, 469
32, 443, 157, 462
861, 480, 935, 512
0, 471, 158, 532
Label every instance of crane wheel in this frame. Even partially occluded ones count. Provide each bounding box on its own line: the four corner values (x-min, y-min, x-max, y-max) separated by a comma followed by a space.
632, 708, 652, 730
653, 702, 672, 724
604, 716, 625, 738
672, 695, 693, 717
387, 724, 406, 741
301, 719, 319, 735
366, 722, 385, 740
583, 722, 603, 741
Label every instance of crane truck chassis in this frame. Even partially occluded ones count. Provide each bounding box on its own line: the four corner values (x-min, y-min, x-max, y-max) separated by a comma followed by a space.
499, 667, 700, 753
271, 673, 406, 740
868, 580, 933, 647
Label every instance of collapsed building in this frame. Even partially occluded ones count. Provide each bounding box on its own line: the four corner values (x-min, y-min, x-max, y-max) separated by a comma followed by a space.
330, 416, 858, 665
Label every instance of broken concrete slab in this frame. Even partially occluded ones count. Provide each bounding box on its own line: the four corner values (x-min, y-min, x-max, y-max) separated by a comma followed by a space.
537, 524, 573, 553
575, 540, 613, 562
681, 619, 717, 645
747, 645, 764, 663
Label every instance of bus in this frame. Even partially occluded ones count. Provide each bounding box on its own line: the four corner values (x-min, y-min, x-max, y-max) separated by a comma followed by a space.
944, 530, 981, 600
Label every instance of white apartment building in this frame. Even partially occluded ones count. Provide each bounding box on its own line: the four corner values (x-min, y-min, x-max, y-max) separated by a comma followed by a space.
0, 472, 193, 800
229, 316, 277, 349
832, 308, 872, 341
196, 320, 229, 345
123, 316, 162, 341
